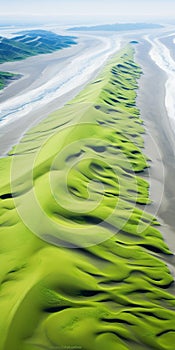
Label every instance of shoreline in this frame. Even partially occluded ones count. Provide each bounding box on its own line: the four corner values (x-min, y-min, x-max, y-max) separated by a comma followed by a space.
0, 34, 107, 156
136, 39, 175, 285
136, 39, 175, 234
0, 35, 99, 101
0, 34, 124, 156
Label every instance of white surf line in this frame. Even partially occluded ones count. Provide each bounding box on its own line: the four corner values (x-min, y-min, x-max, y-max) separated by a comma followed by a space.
146, 34, 175, 134
0, 34, 121, 127
162, 32, 175, 38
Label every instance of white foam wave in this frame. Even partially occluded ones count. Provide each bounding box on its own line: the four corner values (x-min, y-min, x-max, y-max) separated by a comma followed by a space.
146, 34, 175, 131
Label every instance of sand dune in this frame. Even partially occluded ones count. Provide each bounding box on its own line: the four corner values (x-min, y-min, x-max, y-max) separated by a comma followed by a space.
0, 45, 175, 350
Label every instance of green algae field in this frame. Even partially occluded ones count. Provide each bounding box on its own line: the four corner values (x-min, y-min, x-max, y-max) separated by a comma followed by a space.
0, 45, 175, 350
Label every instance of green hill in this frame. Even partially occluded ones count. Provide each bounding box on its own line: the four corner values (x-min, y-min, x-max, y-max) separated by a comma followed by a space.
0, 30, 77, 90
0, 30, 77, 64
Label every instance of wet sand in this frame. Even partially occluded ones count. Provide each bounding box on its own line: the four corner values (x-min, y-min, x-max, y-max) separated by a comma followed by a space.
0, 35, 100, 101
0, 34, 119, 156
0, 82, 94, 156
160, 34, 175, 61
136, 39, 175, 286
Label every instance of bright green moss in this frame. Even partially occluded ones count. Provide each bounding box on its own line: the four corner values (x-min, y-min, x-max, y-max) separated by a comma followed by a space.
0, 45, 174, 350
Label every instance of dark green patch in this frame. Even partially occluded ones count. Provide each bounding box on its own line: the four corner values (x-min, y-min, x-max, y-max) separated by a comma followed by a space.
0, 71, 21, 90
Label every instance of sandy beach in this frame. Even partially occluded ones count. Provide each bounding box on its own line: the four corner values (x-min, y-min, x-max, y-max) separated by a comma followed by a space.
0, 32, 124, 155
160, 34, 175, 62
137, 40, 175, 237
0, 34, 99, 101
136, 38, 175, 292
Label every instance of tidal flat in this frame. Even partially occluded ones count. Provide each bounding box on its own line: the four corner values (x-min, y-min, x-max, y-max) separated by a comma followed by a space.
0, 45, 175, 350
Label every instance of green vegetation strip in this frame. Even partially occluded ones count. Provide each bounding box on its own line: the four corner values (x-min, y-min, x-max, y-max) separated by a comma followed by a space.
0, 71, 20, 90
0, 45, 175, 350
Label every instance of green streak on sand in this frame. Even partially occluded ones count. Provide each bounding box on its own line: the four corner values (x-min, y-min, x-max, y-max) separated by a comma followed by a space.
0, 46, 175, 350
0, 71, 20, 90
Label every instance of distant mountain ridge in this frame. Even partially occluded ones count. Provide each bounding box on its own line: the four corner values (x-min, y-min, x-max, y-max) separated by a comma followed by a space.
0, 30, 77, 64
67, 22, 163, 32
